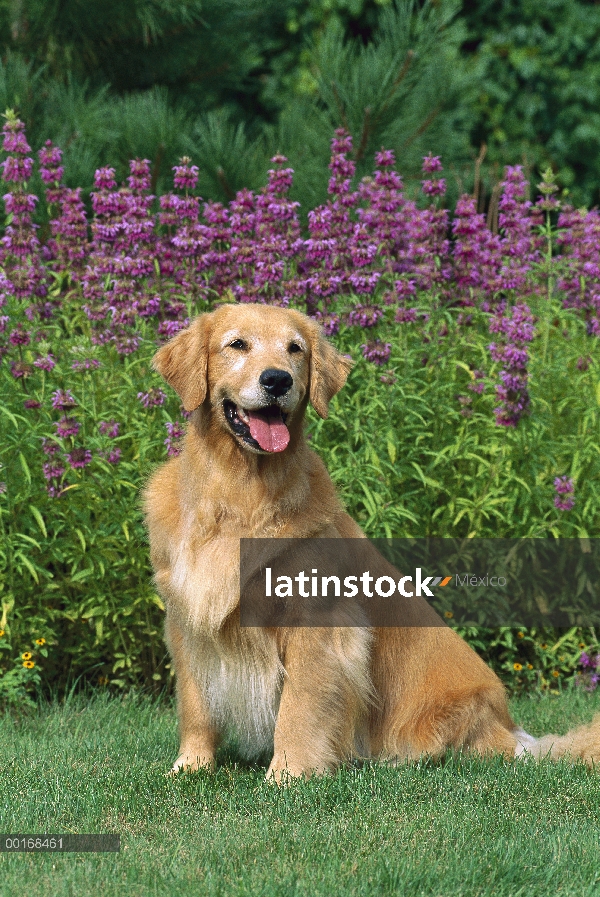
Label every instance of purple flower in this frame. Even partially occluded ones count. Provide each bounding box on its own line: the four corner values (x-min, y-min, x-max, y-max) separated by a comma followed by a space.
554, 476, 575, 511
347, 304, 383, 328
467, 370, 486, 394
164, 420, 185, 456
43, 461, 65, 480
0, 115, 48, 305
128, 158, 152, 193
451, 195, 501, 305
496, 166, 541, 295
99, 445, 122, 465
114, 333, 142, 356
2, 118, 31, 155
173, 157, 199, 191
9, 326, 30, 346
51, 389, 77, 410
34, 354, 56, 371
312, 311, 340, 336
41, 438, 60, 456
71, 358, 101, 371
137, 388, 167, 408
38, 140, 64, 193
361, 339, 392, 365
54, 417, 80, 438
554, 476, 574, 494
9, 361, 32, 378
157, 319, 189, 339
489, 303, 534, 427
24, 399, 41, 409
421, 178, 446, 197
99, 419, 119, 438
93, 167, 117, 191
2, 155, 33, 183
395, 307, 418, 323
66, 448, 92, 469
422, 154, 443, 174
579, 650, 600, 690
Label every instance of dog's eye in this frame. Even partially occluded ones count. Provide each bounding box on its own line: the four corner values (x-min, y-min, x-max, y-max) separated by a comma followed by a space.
288, 342, 303, 354
229, 339, 247, 350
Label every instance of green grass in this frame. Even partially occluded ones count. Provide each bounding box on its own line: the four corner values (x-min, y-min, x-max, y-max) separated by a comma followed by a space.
2, 689, 600, 897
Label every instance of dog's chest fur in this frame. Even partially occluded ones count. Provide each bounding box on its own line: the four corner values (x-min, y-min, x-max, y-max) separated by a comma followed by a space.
184, 625, 284, 758
167, 528, 285, 758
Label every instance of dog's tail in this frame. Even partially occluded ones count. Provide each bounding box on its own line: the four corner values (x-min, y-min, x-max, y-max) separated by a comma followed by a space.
514, 713, 600, 766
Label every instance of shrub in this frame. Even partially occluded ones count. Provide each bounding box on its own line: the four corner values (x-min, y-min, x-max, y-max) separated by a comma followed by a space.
0, 113, 599, 703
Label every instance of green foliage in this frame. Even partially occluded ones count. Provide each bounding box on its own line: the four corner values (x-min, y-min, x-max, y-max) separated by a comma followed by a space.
0, 2, 473, 210
275, 0, 473, 210
316, 305, 599, 540
0, 298, 175, 699
461, 0, 600, 207
0, 626, 43, 710
1, 0, 600, 206
1, 278, 599, 701
457, 626, 599, 695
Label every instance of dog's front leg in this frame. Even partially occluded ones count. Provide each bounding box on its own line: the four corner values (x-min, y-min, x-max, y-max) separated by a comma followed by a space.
267, 627, 372, 782
165, 613, 218, 773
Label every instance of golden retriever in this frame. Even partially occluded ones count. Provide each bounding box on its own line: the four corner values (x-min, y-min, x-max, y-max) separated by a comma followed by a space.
143, 302, 600, 779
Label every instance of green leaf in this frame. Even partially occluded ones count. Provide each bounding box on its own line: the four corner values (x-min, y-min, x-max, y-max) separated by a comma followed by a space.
18, 452, 31, 484
0, 404, 20, 428
410, 462, 443, 490
14, 552, 39, 584
70, 568, 93, 583
16, 533, 41, 550
29, 505, 47, 538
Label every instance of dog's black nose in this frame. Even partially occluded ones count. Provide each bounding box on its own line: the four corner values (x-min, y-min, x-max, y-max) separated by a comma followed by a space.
259, 368, 293, 397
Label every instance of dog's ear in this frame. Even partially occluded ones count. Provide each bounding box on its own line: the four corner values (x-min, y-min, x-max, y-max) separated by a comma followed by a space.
308, 324, 353, 419
152, 315, 211, 411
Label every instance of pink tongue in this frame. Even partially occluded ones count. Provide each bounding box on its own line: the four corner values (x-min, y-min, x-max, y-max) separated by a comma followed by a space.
247, 407, 290, 452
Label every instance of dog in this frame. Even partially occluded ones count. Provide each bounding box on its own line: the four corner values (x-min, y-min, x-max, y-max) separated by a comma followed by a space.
143, 302, 600, 779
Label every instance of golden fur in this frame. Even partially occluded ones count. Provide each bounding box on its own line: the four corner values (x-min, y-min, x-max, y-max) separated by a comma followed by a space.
143, 302, 600, 779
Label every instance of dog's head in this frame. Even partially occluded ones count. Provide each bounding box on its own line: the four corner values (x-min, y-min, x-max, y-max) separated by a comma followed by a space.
153, 303, 353, 454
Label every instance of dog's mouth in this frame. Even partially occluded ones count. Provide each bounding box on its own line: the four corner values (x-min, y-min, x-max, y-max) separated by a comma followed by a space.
223, 400, 290, 453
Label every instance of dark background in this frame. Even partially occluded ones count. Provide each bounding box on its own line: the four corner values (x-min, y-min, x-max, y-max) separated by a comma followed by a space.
0, 0, 598, 210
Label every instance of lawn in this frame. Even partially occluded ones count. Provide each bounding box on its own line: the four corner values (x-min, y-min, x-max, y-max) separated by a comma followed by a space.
2, 689, 600, 897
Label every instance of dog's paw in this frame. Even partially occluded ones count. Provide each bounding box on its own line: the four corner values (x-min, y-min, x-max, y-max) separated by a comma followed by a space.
168, 752, 215, 776
265, 756, 326, 784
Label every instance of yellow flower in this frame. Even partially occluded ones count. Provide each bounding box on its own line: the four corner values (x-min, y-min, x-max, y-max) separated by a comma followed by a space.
35, 638, 46, 646
444, 611, 454, 619
527, 664, 533, 670
552, 670, 560, 678
513, 663, 523, 671
22, 660, 35, 669
517, 632, 524, 639
579, 643, 586, 649
21, 652, 32, 661
0, 630, 4, 637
